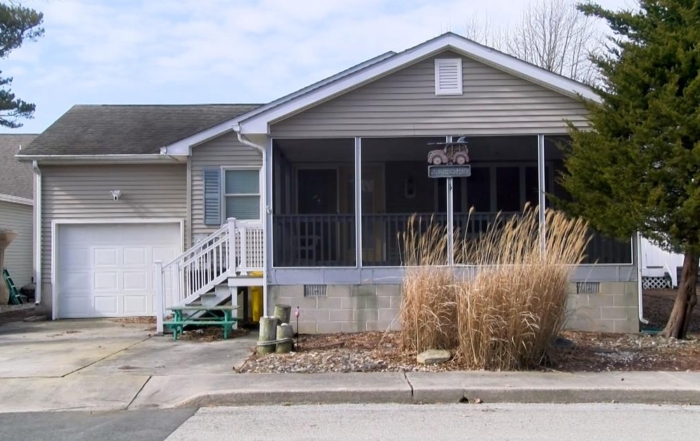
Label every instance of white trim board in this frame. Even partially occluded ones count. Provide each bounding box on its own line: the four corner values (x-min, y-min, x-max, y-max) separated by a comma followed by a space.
50, 218, 185, 320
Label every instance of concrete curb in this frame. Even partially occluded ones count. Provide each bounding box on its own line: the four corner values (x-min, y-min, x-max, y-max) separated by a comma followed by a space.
129, 373, 413, 409
129, 371, 700, 409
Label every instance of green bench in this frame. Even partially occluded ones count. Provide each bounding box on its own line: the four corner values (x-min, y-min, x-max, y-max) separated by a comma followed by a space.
165, 305, 240, 341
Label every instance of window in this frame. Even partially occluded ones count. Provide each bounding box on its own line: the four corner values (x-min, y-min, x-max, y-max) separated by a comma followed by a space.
224, 169, 260, 220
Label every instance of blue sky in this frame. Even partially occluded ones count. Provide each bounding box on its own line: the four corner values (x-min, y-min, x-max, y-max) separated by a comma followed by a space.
2, 0, 633, 134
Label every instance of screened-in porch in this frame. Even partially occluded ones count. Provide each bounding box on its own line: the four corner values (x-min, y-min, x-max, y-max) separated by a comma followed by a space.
271, 136, 632, 268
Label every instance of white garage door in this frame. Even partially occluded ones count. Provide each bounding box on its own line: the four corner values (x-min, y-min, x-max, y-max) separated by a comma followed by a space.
57, 223, 181, 318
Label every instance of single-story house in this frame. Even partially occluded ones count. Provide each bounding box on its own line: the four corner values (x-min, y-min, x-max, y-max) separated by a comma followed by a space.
1, 134, 37, 291
17, 33, 641, 334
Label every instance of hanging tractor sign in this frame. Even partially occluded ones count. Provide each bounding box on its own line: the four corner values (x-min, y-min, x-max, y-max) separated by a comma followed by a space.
427, 136, 472, 178
427, 136, 470, 165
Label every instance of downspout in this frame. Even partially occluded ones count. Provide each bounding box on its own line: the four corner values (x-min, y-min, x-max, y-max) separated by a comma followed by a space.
636, 232, 649, 325
32, 161, 42, 306
233, 126, 269, 317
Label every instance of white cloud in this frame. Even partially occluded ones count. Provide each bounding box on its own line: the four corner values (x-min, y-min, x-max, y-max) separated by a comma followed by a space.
1, 0, 632, 132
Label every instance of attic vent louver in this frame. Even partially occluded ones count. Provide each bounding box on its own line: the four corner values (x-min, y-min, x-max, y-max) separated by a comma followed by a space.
435, 58, 463, 95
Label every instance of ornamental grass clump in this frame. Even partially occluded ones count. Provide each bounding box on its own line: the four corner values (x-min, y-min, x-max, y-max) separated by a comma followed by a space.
399, 208, 589, 370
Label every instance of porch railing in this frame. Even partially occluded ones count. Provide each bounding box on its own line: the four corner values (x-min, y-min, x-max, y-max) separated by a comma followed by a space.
273, 214, 355, 267
155, 218, 264, 333
272, 212, 633, 267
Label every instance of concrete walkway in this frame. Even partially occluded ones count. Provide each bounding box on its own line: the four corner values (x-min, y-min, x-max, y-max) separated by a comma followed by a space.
1, 320, 699, 412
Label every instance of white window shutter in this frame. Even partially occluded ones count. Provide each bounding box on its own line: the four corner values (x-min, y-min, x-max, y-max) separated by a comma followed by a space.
435, 58, 463, 95
203, 168, 222, 226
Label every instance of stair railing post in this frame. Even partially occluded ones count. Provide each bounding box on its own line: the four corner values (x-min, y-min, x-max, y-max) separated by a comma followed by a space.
155, 260, 164, 335
171, 262, 180, 306
240, 225, 248, 276
227, 217, 237, 276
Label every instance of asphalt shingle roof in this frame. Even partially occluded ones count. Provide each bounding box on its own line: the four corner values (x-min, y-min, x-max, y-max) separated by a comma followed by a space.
0, 134, 37, 199
20, 104, 261, 156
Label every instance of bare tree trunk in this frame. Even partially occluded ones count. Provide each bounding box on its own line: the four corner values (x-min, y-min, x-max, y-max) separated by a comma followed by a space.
661, 251, 698, 339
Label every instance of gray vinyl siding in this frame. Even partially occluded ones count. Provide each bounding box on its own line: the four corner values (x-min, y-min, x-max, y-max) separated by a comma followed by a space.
191, 132, 263, 238
271, 51, 588, 137
0, 200, 33, 287
40, 164, 187, 282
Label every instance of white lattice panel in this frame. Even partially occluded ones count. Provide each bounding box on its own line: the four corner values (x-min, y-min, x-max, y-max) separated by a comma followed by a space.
642, 276, 671, 290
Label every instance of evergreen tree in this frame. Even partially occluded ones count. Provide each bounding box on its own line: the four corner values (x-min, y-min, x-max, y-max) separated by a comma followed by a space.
561, 0, 700, 338
0, 1, 43, 128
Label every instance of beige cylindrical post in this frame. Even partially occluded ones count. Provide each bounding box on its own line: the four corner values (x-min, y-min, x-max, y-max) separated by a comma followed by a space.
257, 316, 278, 355
276, 323, 294, 353
0, 230, 18, 305
274, 304, 292, 325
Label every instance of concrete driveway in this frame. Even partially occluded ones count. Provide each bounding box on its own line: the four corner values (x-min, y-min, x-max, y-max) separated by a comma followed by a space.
0, 319, 255, 378
0, 319, 256, 413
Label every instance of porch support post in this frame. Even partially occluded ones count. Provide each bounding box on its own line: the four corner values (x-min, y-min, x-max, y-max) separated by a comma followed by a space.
155, 260, 164, 335
446, 136, 454, 266
537, 134, 546, 255
354, 137, 362, 268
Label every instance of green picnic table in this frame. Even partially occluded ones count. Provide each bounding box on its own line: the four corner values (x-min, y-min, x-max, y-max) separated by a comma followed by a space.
165, 305, 240, 341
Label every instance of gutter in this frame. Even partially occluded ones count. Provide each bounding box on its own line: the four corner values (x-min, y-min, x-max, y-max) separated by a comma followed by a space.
233, 125, 269, 317
32, 161, 41, 306
636, 232, 649, 325
16, 154, 185, 163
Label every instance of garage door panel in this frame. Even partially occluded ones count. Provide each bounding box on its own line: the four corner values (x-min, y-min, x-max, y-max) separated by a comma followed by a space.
94, 271, 119, 291
124, 295, 148, 315
94, 295, 119, 315
63, 247, 90, 268
94, 247, 119, 267
57, 223, 181, 318
153, 246, 177, 263
59, 271, 92, 292
123, 271, 148, 290
61, 296, 93, 317
123, 247, 148, 266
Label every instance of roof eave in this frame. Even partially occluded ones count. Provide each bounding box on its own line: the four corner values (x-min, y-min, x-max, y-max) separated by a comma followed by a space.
0, 193, 33, 206
15, 153, 187, 164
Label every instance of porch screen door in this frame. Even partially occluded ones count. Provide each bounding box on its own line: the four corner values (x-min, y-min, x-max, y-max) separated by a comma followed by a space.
297, 169, 338, 264
360, 166, 384, 264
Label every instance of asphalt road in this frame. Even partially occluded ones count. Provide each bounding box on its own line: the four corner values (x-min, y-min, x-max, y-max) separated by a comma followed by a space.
0, 408, 197, 441
167, 403, 700, 441
2, 404, 699, 440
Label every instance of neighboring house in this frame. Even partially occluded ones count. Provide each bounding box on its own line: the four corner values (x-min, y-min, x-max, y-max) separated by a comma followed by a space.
640, 239, 684, 289
17, 33, 641, 333
0, 134, 36, 290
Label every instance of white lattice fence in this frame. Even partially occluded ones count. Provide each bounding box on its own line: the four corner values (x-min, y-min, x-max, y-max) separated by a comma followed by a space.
642, 276, 671, 290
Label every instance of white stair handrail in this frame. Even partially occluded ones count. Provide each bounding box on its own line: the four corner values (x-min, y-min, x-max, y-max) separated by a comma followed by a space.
155, 217, 265, 334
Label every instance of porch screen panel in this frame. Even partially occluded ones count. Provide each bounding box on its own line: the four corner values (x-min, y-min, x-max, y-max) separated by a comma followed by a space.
272, 138, 356, 267
465, 167, 490, 212
496, 167, 520, 212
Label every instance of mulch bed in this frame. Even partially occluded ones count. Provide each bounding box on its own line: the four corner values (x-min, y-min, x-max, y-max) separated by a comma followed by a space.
236, 289, 700, 374
643, 289, 700, 333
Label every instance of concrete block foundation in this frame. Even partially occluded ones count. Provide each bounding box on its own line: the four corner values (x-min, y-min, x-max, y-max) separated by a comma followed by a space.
271, 281, 640, 335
